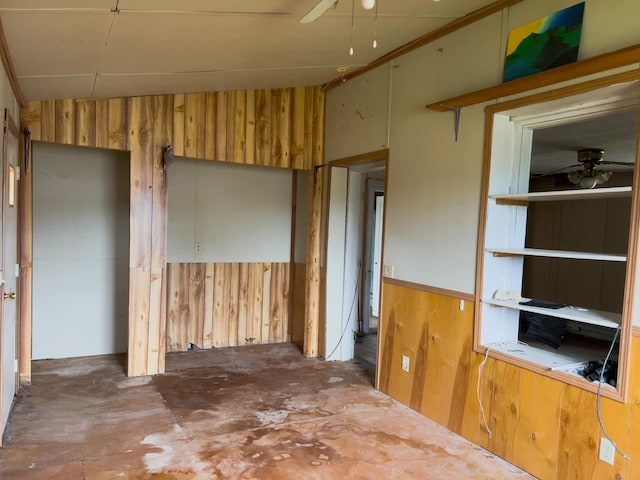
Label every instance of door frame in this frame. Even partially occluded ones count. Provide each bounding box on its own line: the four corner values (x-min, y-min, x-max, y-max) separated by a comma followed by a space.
323, 149, 389, 385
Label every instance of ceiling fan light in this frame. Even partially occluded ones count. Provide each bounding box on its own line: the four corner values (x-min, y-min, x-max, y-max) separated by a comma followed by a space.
579, 176, 599, 189
361, 0, 375, 10
595, 170, 612, 184
567, 170, 584, 185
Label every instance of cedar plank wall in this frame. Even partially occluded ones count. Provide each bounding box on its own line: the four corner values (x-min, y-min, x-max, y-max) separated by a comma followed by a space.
20, 87, 324, 376
380, 280, 640, 479
166, 262, 290, 351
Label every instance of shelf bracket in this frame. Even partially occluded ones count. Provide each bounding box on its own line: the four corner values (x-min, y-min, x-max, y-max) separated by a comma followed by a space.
441, 104, 461, 142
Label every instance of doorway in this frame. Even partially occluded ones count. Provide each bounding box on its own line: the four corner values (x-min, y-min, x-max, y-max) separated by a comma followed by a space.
355, 179, 384, 373
362, 180, 384, 334
323, 150, 387, 378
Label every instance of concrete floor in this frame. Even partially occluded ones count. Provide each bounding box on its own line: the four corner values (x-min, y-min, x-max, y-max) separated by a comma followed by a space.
0, 343, 533, 479
354, 332, 377, 373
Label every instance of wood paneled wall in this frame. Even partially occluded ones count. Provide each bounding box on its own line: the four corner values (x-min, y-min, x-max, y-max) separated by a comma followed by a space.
380, 280, 640, 480
166, 262, 290, 352
20, 86, 324, 377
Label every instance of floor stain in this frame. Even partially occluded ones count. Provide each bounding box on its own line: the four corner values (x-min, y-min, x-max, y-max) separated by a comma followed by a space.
0, 343, 534, 479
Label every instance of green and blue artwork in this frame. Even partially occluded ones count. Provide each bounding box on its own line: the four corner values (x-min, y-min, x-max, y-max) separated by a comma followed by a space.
503, 2, 585, 82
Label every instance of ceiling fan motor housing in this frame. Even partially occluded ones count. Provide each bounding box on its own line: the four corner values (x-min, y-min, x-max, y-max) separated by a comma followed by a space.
577, 148, 605, 164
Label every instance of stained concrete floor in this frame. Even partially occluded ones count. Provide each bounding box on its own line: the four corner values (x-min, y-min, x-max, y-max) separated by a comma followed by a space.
0, 343, 533, 479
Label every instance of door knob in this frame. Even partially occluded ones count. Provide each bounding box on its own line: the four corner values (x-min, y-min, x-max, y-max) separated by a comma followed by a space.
3, 291, 15, 300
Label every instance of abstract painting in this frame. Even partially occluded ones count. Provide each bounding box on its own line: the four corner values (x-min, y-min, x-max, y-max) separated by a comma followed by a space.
503, 2, 585, 82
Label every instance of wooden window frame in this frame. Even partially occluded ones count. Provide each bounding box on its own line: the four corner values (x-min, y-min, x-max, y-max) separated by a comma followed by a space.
474, 70, 640, 402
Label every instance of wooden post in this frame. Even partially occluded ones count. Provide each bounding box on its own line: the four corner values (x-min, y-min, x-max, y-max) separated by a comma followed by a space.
18, 126, 32, 385
303, 168, 322, 357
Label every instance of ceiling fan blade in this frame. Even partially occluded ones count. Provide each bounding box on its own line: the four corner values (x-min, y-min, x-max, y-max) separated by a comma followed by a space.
534, 163, 582, 176
300, 0, 338, 23
602, 160, 635, 166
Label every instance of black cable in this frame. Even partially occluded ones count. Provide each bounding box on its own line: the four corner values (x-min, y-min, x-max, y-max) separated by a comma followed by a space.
325, 263, 361, 360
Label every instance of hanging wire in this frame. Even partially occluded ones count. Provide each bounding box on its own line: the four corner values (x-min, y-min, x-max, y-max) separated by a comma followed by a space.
373, 0, 378, 48
349, 0, 355, 55
596, 326, 630, 460
477, 345, 493, 437
325, 262, 362, 360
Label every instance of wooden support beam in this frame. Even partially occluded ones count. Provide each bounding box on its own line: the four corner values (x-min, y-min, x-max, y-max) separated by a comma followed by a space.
303, 168, 323, 357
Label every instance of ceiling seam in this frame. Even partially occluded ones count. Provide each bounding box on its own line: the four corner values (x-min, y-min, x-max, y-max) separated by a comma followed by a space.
91, 0, 119, 98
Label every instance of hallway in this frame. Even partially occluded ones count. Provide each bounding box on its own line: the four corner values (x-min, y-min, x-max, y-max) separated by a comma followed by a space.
0, 343, 532, 479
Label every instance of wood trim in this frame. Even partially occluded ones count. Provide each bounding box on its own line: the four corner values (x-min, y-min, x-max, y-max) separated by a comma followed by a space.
426, 43, 640, 112
383, 277, 475, 303
322, 0, 524, 92
329, 148, 389, 167
617, 104, 640, 402
376, 156, 390, 390
0, 18, 24, 108
487, 70, 640, 117
476, 345, 625, 403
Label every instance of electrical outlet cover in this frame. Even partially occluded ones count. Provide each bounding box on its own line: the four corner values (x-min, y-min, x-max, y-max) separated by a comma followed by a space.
401, 355, 410, 372
599, 438, 615, 465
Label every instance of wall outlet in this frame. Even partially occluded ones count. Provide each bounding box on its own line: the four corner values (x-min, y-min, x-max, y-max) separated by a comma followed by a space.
599, 437, 615, 465
384, 264, 394, 278
401, 355, 410, 372
194, 242, 202, 254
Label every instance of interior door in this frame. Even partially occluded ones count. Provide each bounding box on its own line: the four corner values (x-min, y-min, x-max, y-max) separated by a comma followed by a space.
1, 111, 19, 443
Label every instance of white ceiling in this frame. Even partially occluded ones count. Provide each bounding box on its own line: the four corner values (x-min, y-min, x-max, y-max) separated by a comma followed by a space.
0, 0, 501, 101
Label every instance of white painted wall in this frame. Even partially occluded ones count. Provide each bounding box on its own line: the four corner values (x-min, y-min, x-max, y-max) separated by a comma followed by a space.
167, 159, 292, 263
325, 65, 391, 162
325, 0, 640, 294
32, 143, 130, 359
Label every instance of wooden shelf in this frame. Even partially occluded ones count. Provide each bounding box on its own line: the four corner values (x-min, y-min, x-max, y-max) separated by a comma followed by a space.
424, 44, 640, 112
489, 186, 632, 205
483, 297, 621, 329
485, 340, 610, 371
486, 247, 626, 262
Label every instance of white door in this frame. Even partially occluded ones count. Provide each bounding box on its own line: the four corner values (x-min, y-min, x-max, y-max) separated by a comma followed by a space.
325, 166, 348, 361
0, 112, 18, 442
